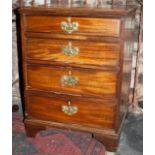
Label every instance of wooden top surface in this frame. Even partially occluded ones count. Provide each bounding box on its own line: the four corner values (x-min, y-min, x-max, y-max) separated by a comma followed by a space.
19, 1, 137, 18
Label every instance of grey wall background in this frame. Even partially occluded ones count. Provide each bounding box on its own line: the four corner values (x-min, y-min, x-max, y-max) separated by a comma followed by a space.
12, 4, 22, 114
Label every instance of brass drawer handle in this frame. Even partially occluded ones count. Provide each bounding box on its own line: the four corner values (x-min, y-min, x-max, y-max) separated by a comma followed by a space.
60, 74, 79, 86
62, 101, 78, 116
60, 17, 79, 34
61, 42, 79, 57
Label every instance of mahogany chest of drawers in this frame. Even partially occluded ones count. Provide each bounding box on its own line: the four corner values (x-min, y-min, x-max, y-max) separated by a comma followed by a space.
19, 2, 136, 151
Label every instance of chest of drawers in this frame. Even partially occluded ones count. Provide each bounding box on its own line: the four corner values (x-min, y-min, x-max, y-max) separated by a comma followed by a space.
18, 3, 136, 151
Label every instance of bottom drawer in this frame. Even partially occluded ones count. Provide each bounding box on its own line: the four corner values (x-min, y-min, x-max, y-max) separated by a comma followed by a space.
26, 93, 117, 129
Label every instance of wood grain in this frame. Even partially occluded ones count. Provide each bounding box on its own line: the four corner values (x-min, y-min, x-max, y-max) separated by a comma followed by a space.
26, 38, 120, 67
18, 4, 137, 152
19, 6, 137, 18
26, 16, 120, 37
27, 65, 118, 97
26, 32, 121, 43
26, 94, 116, 129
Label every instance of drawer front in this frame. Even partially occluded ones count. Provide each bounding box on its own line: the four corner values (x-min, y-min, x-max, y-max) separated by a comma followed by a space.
26, 16, 120, 37
26, 94, 116, 129
27, 65, 118, 97
27, 38, 120, 67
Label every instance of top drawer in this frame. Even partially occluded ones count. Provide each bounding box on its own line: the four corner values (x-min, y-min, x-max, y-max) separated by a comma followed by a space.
26, 16, 120, 37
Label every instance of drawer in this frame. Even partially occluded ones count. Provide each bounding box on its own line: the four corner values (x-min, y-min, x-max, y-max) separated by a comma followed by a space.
27, 65, 118, 97
27, 38, 120, 67
26, 16, 120, 37
26, 93, 117, 129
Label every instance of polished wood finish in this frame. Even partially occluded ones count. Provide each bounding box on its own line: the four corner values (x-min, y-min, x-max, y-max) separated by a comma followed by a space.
19, 4, 137, 18
27, 65, 118, 97
18, 2, 136, 152
26, 16, 120, 37
27, 38, 120, 67
25, 120, 46, 137
26, 94, 116, 129
93, 133, 119, 151
26, 32, 121, 43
